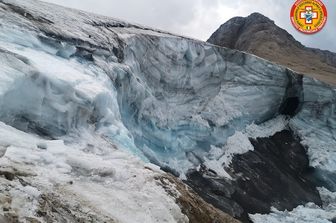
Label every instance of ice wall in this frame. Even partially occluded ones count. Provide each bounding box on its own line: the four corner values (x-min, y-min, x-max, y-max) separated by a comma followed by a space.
0, 0, 335, 181
290, 78, 336, 190
115, 35, 294, 174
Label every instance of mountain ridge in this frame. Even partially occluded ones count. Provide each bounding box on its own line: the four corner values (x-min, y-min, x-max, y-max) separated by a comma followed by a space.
208, 12, 336, 85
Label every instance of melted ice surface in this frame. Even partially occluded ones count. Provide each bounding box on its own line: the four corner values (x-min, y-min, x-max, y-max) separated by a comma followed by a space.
0, 0, 293, 176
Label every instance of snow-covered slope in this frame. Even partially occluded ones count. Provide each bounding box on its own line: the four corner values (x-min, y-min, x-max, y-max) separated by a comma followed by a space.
0, 0, 335, 222
0, 122, 188, 223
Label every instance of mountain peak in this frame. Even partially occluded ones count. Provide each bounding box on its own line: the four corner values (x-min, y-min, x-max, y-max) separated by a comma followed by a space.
247, 12, 273, 21
208, 13, 336, 85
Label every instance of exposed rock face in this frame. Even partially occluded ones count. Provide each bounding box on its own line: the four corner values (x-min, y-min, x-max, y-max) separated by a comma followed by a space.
208, 13, 336, 85
157, 174, 240, 223
187, 130, 322, 222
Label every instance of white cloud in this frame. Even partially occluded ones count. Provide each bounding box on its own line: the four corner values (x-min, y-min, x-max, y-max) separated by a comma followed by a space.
42, 0, 336, 52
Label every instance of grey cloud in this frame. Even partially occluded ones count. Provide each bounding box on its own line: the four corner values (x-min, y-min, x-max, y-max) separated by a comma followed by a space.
43, 0, 336, 52
43, 0, 200, 29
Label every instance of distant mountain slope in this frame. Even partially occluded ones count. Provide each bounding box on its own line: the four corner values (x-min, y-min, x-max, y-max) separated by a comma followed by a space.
208, 13, 336, 85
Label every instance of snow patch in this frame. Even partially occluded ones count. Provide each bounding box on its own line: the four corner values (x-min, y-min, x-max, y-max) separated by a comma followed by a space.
204, 116, 287, 178
246, 116, 289, 139
204, 131, 253, 178
250, 188, 336, 223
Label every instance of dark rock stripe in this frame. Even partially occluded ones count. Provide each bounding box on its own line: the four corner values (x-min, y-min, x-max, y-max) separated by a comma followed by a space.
186, 130, 322, 222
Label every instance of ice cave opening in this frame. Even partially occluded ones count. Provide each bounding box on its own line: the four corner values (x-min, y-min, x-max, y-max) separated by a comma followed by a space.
280, 96, 300, 117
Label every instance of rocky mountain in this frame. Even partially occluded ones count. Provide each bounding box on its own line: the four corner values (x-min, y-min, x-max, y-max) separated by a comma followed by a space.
208, 13, 336, 85
0, 1, 335, 223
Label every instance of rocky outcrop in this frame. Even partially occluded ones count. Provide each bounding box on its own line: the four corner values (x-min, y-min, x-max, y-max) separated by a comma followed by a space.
208, 13, 336, 85
186, 130, 322, 222
157, 174, 240, 223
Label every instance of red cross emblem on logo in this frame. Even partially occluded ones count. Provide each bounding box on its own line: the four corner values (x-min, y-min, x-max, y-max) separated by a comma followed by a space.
300, 6, 318, 24
290, 0, 327, 34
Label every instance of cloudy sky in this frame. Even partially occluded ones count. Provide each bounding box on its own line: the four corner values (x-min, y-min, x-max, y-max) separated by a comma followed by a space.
42, 0, 336, 52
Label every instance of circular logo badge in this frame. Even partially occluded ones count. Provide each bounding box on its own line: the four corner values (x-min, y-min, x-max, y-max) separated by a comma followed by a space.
290, 0, 327, 34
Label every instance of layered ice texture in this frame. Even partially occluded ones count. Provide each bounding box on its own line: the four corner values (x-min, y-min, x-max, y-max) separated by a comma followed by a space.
0, 0, 293, 175
0, 0, 335, 222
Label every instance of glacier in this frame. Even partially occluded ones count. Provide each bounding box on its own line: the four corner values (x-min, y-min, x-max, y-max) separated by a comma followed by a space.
0, 0, 294, 175
0, 0, 335, 222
